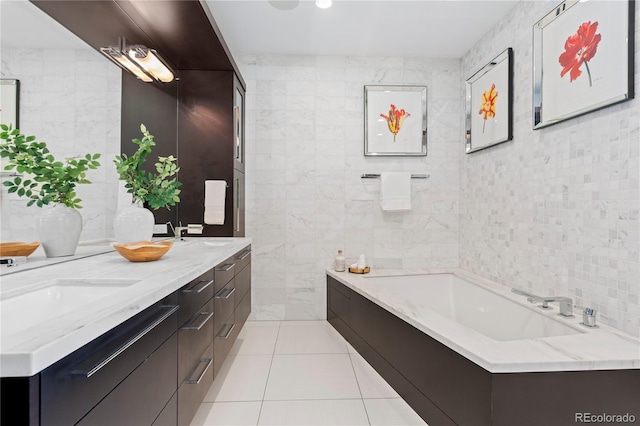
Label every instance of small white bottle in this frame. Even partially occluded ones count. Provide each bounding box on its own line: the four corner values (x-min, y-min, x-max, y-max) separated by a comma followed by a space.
334, 250, 346, 272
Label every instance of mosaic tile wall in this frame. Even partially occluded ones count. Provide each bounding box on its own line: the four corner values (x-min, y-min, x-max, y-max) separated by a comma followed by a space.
1, 48, 122, 242
460, 0, 640, 335
238, 55, 462, 320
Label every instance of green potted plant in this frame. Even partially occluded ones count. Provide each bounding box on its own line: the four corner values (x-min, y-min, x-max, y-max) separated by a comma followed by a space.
113, 123, 181, 244
0, 124, 101, 257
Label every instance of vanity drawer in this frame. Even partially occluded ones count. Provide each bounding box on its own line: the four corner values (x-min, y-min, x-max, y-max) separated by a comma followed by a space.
214, 280, 235, 335
153, 392, 177, 426
178, 299, 214, 384
235, 290, 251, 328
76, 333, 177, 426
234, 262, 251, 308
233, 246, 251, 274
213, 321, 236, 378
40, 294, 178, 426
179, 268, 214, 326
178, 342, 213, 426
214, 257, 236, 293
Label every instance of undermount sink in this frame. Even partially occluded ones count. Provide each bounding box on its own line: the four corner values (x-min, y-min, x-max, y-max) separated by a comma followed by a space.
1, 278, 138, 336
200, 238, 235, 247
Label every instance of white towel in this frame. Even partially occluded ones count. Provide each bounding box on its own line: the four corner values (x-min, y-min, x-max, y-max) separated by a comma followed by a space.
380, 172, 412, 211
204, 180, 226, 225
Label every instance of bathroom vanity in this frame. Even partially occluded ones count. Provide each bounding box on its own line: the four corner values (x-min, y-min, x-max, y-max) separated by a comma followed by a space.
0, 237, 251, 426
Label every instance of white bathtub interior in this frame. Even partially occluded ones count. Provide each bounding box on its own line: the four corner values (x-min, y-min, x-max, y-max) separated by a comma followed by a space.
363, 274, 584, 342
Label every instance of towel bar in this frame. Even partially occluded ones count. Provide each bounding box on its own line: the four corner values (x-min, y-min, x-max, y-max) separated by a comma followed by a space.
361, 173, 430, 179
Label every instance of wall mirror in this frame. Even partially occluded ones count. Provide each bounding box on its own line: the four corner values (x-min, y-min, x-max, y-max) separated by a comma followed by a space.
0, 0, 122, 242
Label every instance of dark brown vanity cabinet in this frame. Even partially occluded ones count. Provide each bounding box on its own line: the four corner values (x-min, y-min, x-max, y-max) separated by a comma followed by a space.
212, 247, 252, 377
40, 294, 180, 426
177, 269, 215, 426
1, 247, 252, 426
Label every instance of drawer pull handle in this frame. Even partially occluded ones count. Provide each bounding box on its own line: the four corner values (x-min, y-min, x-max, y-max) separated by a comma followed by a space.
215, 323, 235, 339
236, 250, 251, 260
185, 358, 213, 385
215, 287, 236, 299
182, 279, 214, 294
216, 263, 235, 272
72, 305, 179, 378
181, 311, 214, 331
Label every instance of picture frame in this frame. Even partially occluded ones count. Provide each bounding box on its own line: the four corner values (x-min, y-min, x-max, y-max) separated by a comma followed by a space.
0, 79, 20, 129
533, 0, 634, 129
364, 85, 427, 156
465, 48, 513, 154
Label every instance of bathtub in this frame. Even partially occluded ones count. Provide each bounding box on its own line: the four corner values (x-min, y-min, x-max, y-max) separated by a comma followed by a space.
326, 270, 640, 426
361, 273, 583, 341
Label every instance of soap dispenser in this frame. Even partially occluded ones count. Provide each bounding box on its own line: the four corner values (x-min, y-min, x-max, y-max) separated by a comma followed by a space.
334, 250, 346, 272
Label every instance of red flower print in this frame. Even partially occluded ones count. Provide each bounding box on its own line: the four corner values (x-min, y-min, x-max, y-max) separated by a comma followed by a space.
558, 21, 602, 87
380, 104, 410, 142
478, 83, 498, 133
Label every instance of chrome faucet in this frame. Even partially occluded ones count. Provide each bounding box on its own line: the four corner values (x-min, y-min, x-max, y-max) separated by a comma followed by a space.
167, 221, 187, 240
511, 288, 574, 318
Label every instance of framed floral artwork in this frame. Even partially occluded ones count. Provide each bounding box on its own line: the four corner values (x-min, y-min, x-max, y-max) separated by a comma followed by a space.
364, 85, 427, 156
533, 0, 634, 129
465, 48, 513, 154
0, 79, 19, 129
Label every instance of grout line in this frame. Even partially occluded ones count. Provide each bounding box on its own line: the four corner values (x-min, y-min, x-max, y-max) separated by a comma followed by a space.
255, 320, 281, 425
260, 397, 371, 402
347, 341, 373, 425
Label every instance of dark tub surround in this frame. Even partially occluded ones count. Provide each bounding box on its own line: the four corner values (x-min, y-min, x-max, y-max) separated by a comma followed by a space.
326, 272, 640, 426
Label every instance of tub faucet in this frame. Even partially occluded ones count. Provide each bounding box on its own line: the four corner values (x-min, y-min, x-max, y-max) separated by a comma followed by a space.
511, 289, 574, 318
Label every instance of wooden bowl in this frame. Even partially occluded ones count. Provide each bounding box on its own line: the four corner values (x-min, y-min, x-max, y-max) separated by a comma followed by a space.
113, 241, 173, 262
0, 241, 40, 257
349, 266, 370, 274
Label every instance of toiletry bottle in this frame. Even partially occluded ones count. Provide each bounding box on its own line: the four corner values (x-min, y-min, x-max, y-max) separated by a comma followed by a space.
357, 254, 366, 270
334, 250, 345, 272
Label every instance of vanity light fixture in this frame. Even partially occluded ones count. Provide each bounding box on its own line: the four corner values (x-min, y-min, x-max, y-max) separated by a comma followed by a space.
100, 38, 174, 83
315, 0, 332, 9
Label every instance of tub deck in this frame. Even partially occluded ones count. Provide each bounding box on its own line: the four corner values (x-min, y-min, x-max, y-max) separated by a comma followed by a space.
327, 268, 639, 373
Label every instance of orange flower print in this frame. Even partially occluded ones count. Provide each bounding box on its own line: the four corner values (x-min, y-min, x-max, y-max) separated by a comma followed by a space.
478, 83, 498, 133
558, 21, 602, 87
380, 104, 410, 141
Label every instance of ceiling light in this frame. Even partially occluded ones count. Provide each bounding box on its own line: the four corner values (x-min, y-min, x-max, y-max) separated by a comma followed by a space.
315, 0, 332, 9
268, 0, 300, 10
100, 38, 174, 83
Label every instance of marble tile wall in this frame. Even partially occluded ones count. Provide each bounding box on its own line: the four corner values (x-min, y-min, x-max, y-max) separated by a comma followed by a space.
238, 55, 462, 320
1, 48, 121, 242
460, 1, 640, 336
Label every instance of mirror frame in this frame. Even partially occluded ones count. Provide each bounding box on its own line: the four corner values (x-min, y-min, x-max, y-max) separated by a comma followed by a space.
465, 48, 513, 154
532, 0, 635, 129
0, 79, 20, 129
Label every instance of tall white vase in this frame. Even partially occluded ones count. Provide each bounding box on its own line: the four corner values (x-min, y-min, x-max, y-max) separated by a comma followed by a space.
114, 202, 155, 244
36, 204, 83, 257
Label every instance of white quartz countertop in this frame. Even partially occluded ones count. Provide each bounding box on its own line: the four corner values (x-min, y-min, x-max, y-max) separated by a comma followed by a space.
327, 268, 640, 373
0, 237, 252, 377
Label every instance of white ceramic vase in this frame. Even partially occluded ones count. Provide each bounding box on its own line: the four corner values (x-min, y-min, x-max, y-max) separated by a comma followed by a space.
36, 204, 83, 257
114, 202, 154, 244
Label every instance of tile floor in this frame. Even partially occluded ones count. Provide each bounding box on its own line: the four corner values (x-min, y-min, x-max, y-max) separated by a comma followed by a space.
190, 320, 427, 426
